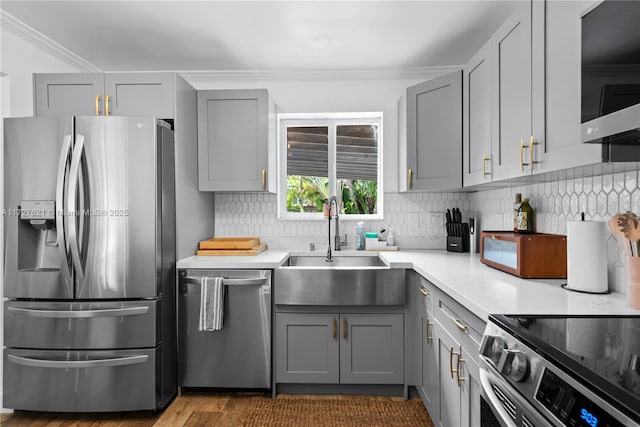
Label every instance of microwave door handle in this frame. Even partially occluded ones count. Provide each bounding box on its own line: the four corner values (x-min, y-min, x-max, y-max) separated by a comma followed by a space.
68, 134, 85, 282
55, 134, 73, 296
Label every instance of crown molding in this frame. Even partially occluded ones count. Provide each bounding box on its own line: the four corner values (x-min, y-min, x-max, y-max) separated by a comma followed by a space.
1, 10, 102, 73
180, 65, 462, 83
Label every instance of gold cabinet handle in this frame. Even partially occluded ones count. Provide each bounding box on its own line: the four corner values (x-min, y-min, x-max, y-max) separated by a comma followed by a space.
482, 153, 491, 179
408, 168, 413, 189
342, 317, 347, 340
95, 94, 101, 116
426, 319, 433, 344
529, 135, 538, 172
456, 354, 466, 386
105, 94, 110, 116
452, 318, 468, 332
261, 169, 266, 190
419, 286, 430, 297
332, 317, 337, 340
519, 139, 526, 172
449, 347, 460, 379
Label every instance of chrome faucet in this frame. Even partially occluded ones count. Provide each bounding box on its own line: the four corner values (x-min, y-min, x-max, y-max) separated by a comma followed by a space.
326, 196, 348, 262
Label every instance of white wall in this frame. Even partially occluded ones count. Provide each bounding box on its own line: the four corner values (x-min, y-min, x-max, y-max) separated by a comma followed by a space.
0, 16, 97, 411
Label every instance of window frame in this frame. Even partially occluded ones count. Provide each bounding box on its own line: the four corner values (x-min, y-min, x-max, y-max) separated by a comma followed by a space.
277, 112, 384, 221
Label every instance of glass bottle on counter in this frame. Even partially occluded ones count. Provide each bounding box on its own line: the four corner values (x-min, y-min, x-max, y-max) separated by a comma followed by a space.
513, 193, 522, 233
516, 198, 534, 234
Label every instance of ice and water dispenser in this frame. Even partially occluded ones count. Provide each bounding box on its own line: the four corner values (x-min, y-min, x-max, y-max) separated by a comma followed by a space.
18, 200, 58, 271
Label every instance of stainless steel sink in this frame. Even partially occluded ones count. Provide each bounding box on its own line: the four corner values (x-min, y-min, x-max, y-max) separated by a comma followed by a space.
284, 255, 387, 267
276, 254, 405, 306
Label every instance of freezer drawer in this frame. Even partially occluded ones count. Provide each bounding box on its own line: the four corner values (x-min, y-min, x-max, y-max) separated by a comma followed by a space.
3, 347, 161, 412
4, 300, 160, 349
178, 269, 271, 389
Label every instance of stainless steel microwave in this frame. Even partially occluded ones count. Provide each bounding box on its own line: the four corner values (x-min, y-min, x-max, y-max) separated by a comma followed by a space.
581, 0, 640, 148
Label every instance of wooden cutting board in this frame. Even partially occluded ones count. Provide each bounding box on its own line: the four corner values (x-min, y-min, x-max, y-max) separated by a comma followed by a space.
196, 243, 267, 256
199, 237, 260, 250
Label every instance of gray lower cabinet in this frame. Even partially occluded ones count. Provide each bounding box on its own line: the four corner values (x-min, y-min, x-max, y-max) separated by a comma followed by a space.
197, 89, 275, 192
399, 70, 462, 191
275, 313, 339, 383
419, 310, 439, 419
412, 272, 483, 426
432, 315, 481, 427
275, 312, 404, 385
34, 72, 175, 118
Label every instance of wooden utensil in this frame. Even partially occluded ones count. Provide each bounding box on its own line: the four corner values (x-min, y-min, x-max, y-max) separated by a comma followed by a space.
616, 213, 640, 256
609, 214, 632, 256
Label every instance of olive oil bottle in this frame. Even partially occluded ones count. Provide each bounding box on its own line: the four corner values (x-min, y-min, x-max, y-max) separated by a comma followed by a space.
516, 198, 534, 233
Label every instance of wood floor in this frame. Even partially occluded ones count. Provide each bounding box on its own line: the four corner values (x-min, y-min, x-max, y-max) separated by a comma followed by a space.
0, 392, 434, 426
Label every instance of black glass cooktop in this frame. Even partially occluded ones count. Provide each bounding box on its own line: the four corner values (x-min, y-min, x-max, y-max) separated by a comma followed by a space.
491, 315, 640, 422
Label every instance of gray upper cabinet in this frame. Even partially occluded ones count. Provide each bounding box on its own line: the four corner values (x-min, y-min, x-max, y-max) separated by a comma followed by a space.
104, 73, 174, 118
491, 1, 544, 181
34, 73, 104, 116
399, 70, 462, 191
197, 89, 275, 192
34, 73, 176, 118
463, 40, 493, 187
539, 0, 603, 172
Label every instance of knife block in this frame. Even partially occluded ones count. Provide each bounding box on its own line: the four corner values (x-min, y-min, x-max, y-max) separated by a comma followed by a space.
446, 222, 469, 252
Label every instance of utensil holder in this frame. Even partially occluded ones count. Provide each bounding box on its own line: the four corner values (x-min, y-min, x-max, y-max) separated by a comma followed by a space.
626, 256, 640, 310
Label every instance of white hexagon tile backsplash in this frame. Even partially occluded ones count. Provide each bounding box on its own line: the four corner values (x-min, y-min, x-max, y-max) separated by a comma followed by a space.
214, 165, 640, 294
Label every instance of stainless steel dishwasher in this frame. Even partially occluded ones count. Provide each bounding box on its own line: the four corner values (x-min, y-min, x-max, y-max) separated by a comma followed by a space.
178, 269, 271, 389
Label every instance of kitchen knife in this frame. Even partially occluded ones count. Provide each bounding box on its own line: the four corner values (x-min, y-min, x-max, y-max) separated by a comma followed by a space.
446, 209, 452, 223
453, 208, 462, 223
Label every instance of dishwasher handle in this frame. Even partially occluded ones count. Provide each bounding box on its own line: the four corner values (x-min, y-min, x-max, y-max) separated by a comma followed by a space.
183, 277, 268, 286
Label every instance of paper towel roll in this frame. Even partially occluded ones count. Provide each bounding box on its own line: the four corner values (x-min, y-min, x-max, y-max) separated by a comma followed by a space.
566, 221, 608, 293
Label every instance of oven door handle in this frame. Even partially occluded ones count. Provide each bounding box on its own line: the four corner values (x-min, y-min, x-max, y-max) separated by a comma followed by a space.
479, 364, 518, 427
480, 360, 553, 427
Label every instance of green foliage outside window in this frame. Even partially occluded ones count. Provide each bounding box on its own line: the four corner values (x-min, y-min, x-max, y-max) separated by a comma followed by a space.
287, 176, 377, 214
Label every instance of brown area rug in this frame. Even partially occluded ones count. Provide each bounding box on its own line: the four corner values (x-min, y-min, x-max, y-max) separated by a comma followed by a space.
246, 396, 434, 427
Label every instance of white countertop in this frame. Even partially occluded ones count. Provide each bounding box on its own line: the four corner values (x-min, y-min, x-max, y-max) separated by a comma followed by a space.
177, 249, 640, 321
177, 250, 290, 269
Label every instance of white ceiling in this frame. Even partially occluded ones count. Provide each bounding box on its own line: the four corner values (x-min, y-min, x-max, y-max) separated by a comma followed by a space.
0, 0, 521, 73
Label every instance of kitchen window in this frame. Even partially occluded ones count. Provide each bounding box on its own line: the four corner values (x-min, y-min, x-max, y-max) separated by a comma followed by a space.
277, 112, 383, 220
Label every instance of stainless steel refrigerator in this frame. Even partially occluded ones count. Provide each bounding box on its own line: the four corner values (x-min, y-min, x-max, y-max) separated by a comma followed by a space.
3, 116, 177, 412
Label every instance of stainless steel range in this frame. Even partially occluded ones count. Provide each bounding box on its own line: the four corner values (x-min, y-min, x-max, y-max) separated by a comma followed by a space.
480, 315, 640, 427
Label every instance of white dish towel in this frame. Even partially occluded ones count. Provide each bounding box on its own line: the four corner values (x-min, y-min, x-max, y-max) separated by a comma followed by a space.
198, 276, 224, 331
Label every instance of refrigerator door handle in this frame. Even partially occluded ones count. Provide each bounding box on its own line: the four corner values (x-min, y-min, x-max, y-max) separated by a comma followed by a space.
56, 134, 73, 295
68, 134, 85, 282
7, 306, 149, 318
8, 354, 149, 369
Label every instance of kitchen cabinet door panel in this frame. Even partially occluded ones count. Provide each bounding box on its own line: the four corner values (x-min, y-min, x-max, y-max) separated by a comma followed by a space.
463, 41, 493, 187
436, 320, 461, 427
459, 346, 481, 427
197, 89, 271, 192
401, 71, 462, 191
420, 311, 439, 422
275, 313, 339, 383
34, 73, 104, 116
339, 313, 404, 384
540, 0, 603, 172
492, 4, 533, 181
104, 73, 174, 118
